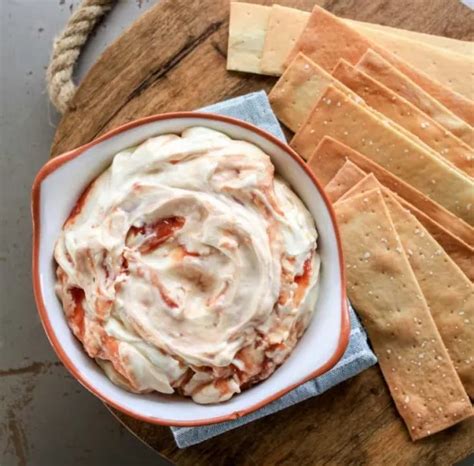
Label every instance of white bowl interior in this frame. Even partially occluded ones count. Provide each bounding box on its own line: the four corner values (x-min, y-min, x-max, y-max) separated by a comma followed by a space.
37, 116, 344, 424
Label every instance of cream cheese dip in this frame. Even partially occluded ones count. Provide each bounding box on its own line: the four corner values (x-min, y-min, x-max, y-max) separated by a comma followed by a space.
54, 127, 320, 404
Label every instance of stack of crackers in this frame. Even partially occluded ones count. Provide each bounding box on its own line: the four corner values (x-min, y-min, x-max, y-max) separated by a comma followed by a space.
227, 3, 474, 440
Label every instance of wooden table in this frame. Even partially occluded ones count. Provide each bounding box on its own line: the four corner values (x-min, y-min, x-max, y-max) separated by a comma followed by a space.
51, 1, 474, 464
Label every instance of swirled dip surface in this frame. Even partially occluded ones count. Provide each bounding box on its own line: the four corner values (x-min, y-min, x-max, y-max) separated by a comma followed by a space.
55, 127, 320, 404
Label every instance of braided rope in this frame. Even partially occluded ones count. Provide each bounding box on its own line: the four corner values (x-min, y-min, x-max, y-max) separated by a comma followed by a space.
46, 0, 117, 114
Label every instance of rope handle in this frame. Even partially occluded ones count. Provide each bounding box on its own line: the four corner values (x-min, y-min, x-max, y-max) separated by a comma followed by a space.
46, 0, 117, 114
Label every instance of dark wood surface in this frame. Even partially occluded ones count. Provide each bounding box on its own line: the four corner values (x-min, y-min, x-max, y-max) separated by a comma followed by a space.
51, 0, 474, 464
112, 367, 474, 465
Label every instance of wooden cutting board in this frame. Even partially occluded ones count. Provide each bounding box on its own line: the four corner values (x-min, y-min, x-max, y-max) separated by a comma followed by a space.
51, 0, 474, 464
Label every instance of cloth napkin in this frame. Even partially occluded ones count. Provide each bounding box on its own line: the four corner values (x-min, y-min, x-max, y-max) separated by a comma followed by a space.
170, 91, 377, 448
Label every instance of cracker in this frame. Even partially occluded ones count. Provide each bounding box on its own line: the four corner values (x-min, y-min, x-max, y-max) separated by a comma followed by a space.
260, 5, 309, 76
345, 27, 474, 100
269, 53, 436, 151
356, 49, 474, 148
307, 137, 474, 280
324, 160, 366, 203
227, 4, 473, 79
383, 196, 474, 399
376, 45, 474, 121
268, 53, 355, 132
284, 6, 474, 126
334, 174, 474, 397
332, 59, 473, 176
394, 199, 474, 282
348, 20, 473, 56
336, 171, 376, 201
334, 189, 473, 439
272, 59, 466, 173
291, 85, 474, 225
227, 2, 271, 74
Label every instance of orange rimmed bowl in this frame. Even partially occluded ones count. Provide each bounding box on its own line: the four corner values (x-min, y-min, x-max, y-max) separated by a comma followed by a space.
32, 112, 349, 426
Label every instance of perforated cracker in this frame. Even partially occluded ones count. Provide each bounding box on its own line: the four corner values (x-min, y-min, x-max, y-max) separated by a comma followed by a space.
332, 59, 473, 176
261, 5, 309, 76
268, 53, 354, 132
307, 137, 474, 280
356, 50, 474, 148
324, 160, 366, 203
291, 85, 473, 225
284, 6, 474, 126
334, 189, 472, 439
227, 2, 271, 74
334, 175, 474, 397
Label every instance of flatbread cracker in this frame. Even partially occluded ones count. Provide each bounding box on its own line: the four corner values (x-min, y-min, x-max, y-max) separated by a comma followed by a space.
334, 174, 474, 396
307, 137, 474, 280
260, 5, 309, 76
332, 59, 473, 176
227, 2, 271, 74
347, 20, 474, 57
382, 197, 474, 398
227, 4, 473, 79
285, 6, 474, 126
269, 53, 442, 155
379, 46, 474, 126
356, 49, 474, 148
291, 85, 474, 225
334, 189, 473, 439
268, 53, 356, 132
345, 28, 474, 100
324, 160, 366, 203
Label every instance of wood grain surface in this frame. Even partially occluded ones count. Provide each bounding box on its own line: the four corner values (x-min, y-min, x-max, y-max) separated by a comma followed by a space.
51, 0, 474, 464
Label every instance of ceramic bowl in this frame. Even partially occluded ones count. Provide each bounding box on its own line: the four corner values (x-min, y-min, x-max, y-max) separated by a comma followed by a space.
32, 112, 349, 426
